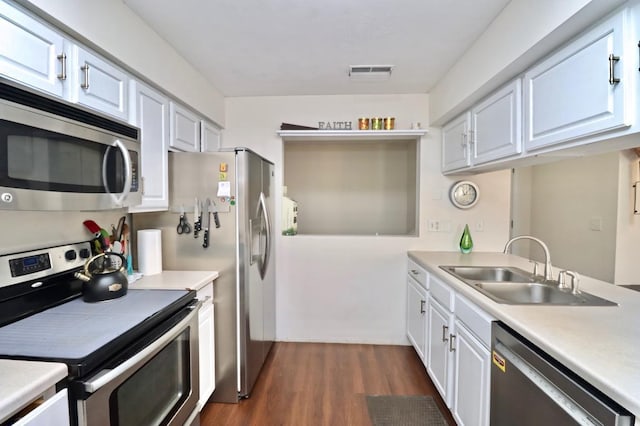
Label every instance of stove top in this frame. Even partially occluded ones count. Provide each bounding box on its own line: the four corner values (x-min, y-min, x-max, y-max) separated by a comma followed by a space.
0, 289, 188, 358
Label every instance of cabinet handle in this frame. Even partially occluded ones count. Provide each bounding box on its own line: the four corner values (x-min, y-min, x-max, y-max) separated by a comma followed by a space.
57, 53, 67, 81
468, 129, 475, 146
420, 300, 426, 314
449, 334, 456, 352
608, 54, 620, 85
442, 325, 448, 342
81, 63, 90, 89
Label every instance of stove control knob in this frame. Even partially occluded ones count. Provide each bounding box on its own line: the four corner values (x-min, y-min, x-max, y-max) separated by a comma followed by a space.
65, 250, 77, 261
79, 248, 91, 259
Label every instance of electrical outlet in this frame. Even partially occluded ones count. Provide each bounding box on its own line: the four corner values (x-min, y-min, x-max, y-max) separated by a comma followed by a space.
428, 219, 440, 232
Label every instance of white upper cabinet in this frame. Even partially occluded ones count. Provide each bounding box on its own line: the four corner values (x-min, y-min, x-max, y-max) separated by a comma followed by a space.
0, 1, 130, 121
200, 120, 221, 152
0, 1, 67, 98
443, 79, 521, 172
524, 10, 629, 151
442, 113, 471, 172
471, 79, 522, 165
129, 80, 169, 212
169, 101, 201, 152
71, 46, 129, 121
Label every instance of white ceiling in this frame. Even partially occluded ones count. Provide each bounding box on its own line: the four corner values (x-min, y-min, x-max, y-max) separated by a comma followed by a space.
123, 0, 511, 97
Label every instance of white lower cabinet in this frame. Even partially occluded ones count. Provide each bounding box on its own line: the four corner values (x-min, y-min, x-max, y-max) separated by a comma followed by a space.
13, 388, 69, 426
406, 276, 428, 360
408, 256, 494, 424
426, 297, 454, 406
452, 320, 491, 426
197, 283, 215, 409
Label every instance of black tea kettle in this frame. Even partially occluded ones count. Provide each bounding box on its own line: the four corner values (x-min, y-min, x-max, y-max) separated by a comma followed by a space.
74, 252, 128, 302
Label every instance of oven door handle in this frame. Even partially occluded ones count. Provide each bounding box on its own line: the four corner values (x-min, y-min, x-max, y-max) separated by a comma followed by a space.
83, 300, 202, 394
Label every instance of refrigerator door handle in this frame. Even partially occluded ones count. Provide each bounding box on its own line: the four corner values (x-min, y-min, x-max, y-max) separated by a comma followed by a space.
257, 192, 271, 280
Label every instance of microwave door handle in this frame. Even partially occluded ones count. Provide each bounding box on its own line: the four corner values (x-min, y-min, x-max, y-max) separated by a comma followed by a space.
83, 300, 202, 394
101, 140, 132, 206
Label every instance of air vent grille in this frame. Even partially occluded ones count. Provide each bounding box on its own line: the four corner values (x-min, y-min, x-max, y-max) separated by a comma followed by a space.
348, 65, 393, 77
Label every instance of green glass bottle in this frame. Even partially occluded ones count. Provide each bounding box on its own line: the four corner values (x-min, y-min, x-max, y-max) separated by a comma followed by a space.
459, 224, 473, 254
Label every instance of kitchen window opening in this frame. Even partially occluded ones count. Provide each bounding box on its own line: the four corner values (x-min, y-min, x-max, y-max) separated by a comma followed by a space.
283, 138, 419, 236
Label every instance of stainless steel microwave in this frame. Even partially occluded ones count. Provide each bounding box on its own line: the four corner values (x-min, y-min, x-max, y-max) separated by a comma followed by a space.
0, 81, 140, 211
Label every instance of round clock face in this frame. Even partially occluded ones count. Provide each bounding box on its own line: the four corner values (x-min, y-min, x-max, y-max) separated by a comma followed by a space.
450, 181, 479, 209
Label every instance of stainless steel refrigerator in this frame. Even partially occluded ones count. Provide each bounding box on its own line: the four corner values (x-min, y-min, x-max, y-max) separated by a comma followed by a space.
133, 148, 275, 403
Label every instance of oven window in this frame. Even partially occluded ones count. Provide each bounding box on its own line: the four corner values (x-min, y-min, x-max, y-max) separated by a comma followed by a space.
112, 329, 191, 426
0, 119, 128, 193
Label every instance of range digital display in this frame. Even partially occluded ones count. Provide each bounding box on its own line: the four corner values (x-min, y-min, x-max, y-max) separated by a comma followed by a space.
9, 253, 51, 277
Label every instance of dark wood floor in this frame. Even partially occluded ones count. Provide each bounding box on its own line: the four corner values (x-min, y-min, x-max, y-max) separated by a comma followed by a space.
200, 342, 457, 426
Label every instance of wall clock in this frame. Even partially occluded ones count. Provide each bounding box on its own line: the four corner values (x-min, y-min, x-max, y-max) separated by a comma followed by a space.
449, 180, 480, 209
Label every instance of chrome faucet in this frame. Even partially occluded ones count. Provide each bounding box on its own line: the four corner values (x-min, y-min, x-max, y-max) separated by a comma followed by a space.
503, 235, 553, 282
558, 270, 581, 294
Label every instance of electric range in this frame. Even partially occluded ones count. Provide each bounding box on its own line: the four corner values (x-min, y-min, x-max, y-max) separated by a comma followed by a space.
0, 241, 200, 426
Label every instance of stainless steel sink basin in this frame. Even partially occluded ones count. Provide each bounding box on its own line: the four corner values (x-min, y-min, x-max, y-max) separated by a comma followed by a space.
441, 266, 534, 283
439, 265, 617, 306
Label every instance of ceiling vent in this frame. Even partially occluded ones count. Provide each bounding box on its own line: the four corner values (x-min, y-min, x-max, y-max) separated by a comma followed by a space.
348, 65, 393, 80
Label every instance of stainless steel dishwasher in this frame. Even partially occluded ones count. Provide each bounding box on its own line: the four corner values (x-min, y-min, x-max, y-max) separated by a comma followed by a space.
490, 322, 634, 425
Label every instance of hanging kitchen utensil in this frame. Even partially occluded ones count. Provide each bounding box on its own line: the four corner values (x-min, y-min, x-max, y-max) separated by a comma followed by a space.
176, 206, 191, 235
83, 220, 108, 253
203, 198, 211, 248
194, 199, 203, 238
74, 252, 128, 302
211, 199, 221, 228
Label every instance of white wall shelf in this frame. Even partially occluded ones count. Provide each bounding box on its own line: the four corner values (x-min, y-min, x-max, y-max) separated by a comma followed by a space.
278, 129, 427, 142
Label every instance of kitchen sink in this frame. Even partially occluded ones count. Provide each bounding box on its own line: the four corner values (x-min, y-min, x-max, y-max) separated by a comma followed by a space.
439, 265, 617, 306
440, 265, 535, 283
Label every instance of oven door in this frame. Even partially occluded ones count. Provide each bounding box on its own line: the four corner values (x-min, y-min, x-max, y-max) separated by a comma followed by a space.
75, 301, 201, 426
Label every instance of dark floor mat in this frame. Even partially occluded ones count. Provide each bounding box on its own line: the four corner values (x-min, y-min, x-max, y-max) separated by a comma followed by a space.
365, 395, 448, 426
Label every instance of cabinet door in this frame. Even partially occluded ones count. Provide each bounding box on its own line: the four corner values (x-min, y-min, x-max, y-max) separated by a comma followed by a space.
426, 298, 453, 407
0, 1, 66, 97
170, 102, 200, 152
524, 11, 628, 151
13, 388, 70, 426
452, 321, 491, 426
442, 112, 471, 172
198, 301, 215, 407
129, 81, 169, 212
201, 120, 221, 152
406, 277, 427, 360
471, 79, 522, 165
72, 46, 129, 120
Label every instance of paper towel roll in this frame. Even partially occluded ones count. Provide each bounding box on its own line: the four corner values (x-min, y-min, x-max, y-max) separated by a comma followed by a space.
137, 229, 162, 275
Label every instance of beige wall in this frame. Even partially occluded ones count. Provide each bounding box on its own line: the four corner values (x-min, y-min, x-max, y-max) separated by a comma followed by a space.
614, 150, 640, 284
513, 151, 640, 284
224, 94, 511, 344
0, 210, 129, 255
19, 0, 225, 125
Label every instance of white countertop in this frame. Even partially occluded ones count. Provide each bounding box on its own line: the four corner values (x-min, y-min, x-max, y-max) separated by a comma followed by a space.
130, 270, 219, 291
408, 251, 640, 419
0, 360, 67, 423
